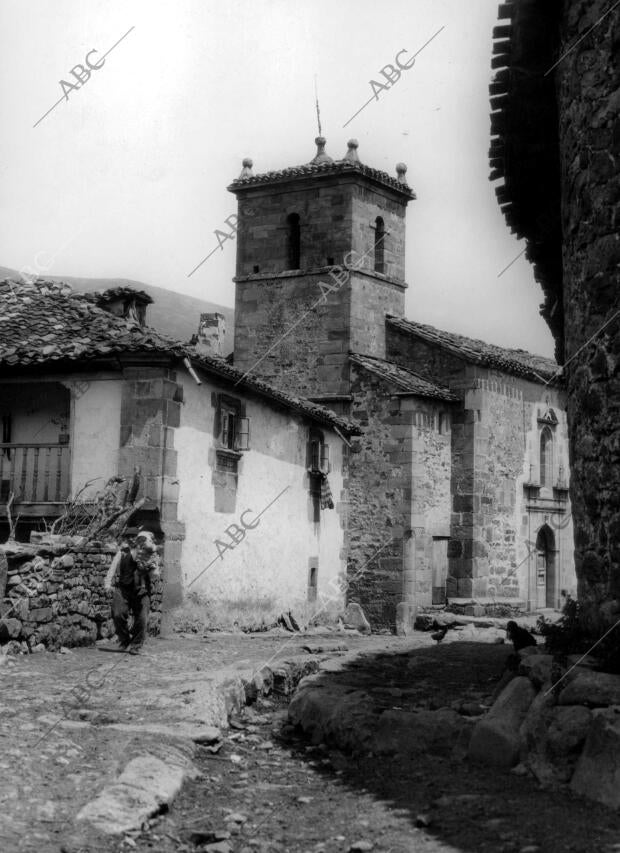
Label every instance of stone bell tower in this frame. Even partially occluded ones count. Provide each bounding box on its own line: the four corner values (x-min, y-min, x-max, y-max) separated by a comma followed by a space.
228, 138, 415, 402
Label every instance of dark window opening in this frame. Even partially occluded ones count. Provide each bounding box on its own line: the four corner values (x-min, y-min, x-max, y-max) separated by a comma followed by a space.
287, 213, 301, 269
217, 395, 250, 453
327, 256, 334, 266
540, 426, 553, 487
2, 414, 11, 459
374, 216, 385, 274
308, 563, 318, 602
309, 473, 321, 523
253, 264, 260, 274
307, 429, 330, 474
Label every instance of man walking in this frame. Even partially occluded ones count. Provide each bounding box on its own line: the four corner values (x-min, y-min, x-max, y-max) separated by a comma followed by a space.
105, 532, 159, 654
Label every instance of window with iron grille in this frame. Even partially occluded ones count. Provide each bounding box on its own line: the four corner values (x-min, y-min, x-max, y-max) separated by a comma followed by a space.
307, 429, 330, 474
218, 395, 250, 452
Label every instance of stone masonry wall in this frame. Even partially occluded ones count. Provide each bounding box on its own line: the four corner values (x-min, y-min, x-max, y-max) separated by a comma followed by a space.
407, 399, 452, 609
386, 325, 575, 605
0, 543, 162, 652
234, 272, 352, 399
458, 376, 529, 601
347, 365, 412, 627
347, 364, 449, 626
555, 0, 620, 627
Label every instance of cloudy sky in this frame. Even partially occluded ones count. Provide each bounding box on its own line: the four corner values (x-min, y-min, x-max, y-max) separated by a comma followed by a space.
0, 0, 555, 358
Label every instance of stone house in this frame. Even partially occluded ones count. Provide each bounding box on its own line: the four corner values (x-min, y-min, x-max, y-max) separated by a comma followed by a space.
488, 0, 620, 630
227, 136, 575, 627
0, 279, 358, 627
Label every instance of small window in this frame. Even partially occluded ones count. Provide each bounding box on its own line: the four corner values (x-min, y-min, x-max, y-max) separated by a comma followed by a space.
540, 426, 553, 487
308, 473, 321, 524
287, 213, 301, 269
2, 414, 11, 458
308, 563, 318, 603
374, 216, 385, 274
221, 409, 237, 450
439, 413, 450, 435
308, 432, 330, 474
218, 396, 250, 452
216, 450, 238, 474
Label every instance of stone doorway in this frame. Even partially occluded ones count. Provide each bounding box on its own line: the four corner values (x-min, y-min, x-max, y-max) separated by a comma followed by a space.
535, 524, 557, 609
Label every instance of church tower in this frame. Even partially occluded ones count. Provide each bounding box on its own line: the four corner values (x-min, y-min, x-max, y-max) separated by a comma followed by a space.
228, 138, 415, 403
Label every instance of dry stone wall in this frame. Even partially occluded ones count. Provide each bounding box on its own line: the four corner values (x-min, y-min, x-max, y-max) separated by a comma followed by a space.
0, 540, 162, 652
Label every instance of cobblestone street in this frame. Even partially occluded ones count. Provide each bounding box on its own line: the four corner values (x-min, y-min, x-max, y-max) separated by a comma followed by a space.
4, 631, 620, 853
0, 631, 415, 852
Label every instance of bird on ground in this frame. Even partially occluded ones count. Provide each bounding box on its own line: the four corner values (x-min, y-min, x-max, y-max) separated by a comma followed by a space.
430, 624, 448, 643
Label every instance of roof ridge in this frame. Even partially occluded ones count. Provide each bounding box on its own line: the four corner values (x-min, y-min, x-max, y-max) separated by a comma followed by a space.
0, 279, 358, 435
228, 159, 416, 198
386, 315, 558, 376
351, 350, 453, 385
349, 351, 458, 401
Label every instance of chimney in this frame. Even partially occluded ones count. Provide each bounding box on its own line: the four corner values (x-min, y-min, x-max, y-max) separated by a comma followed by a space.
93, 286, 153, 326
195, 312, 226, 356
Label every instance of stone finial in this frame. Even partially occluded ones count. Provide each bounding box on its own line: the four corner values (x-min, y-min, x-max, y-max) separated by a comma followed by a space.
344, 139, 360, 163
395, 162, 408, 185
239, 158, 254, 179
310, 136, 333, 165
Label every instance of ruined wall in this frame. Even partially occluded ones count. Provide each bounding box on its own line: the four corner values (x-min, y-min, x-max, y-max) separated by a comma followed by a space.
554, 0, 620, 625
0, 542, 162, 652
175, 372, 347, 626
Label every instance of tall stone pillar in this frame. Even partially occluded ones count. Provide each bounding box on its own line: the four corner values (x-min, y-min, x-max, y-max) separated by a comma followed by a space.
118, 366, 186, 625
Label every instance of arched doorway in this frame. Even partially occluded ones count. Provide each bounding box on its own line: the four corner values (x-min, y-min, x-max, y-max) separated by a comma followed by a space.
535, 524, 557, 609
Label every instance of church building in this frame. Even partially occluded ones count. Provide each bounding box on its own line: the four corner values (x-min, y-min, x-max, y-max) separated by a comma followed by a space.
227, 136, 576, 629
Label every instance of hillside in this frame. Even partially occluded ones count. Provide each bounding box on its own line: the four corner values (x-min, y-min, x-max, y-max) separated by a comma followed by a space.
0, 266, 235, 355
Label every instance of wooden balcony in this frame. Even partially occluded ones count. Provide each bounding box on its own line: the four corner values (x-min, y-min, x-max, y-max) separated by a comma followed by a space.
0, 443, 71, 516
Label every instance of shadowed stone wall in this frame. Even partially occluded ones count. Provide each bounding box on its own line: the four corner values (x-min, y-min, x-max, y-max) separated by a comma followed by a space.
555, 1, 620, 627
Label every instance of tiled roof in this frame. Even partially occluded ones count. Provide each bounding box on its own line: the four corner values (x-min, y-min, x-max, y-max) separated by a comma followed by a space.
0, 279, 180, 364
350, 353, 458, 402
488, 0, 564, 360
83, 286, 154, 305
228, 160, 415, 200
0, 279, 360, 435
387, 316, 560, 383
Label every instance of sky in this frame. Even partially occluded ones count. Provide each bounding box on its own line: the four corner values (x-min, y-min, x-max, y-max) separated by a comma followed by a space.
0, 0, 555, 359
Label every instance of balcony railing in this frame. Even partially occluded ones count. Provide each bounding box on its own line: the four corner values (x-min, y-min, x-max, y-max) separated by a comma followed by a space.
0, 443, 70, 504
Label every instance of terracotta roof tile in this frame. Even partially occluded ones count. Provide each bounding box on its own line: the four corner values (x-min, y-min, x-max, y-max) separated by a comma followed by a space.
350, 353, 458, 401
0, 279, 359, 435
387, 315, 560, 383
228, 160, 416, 199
